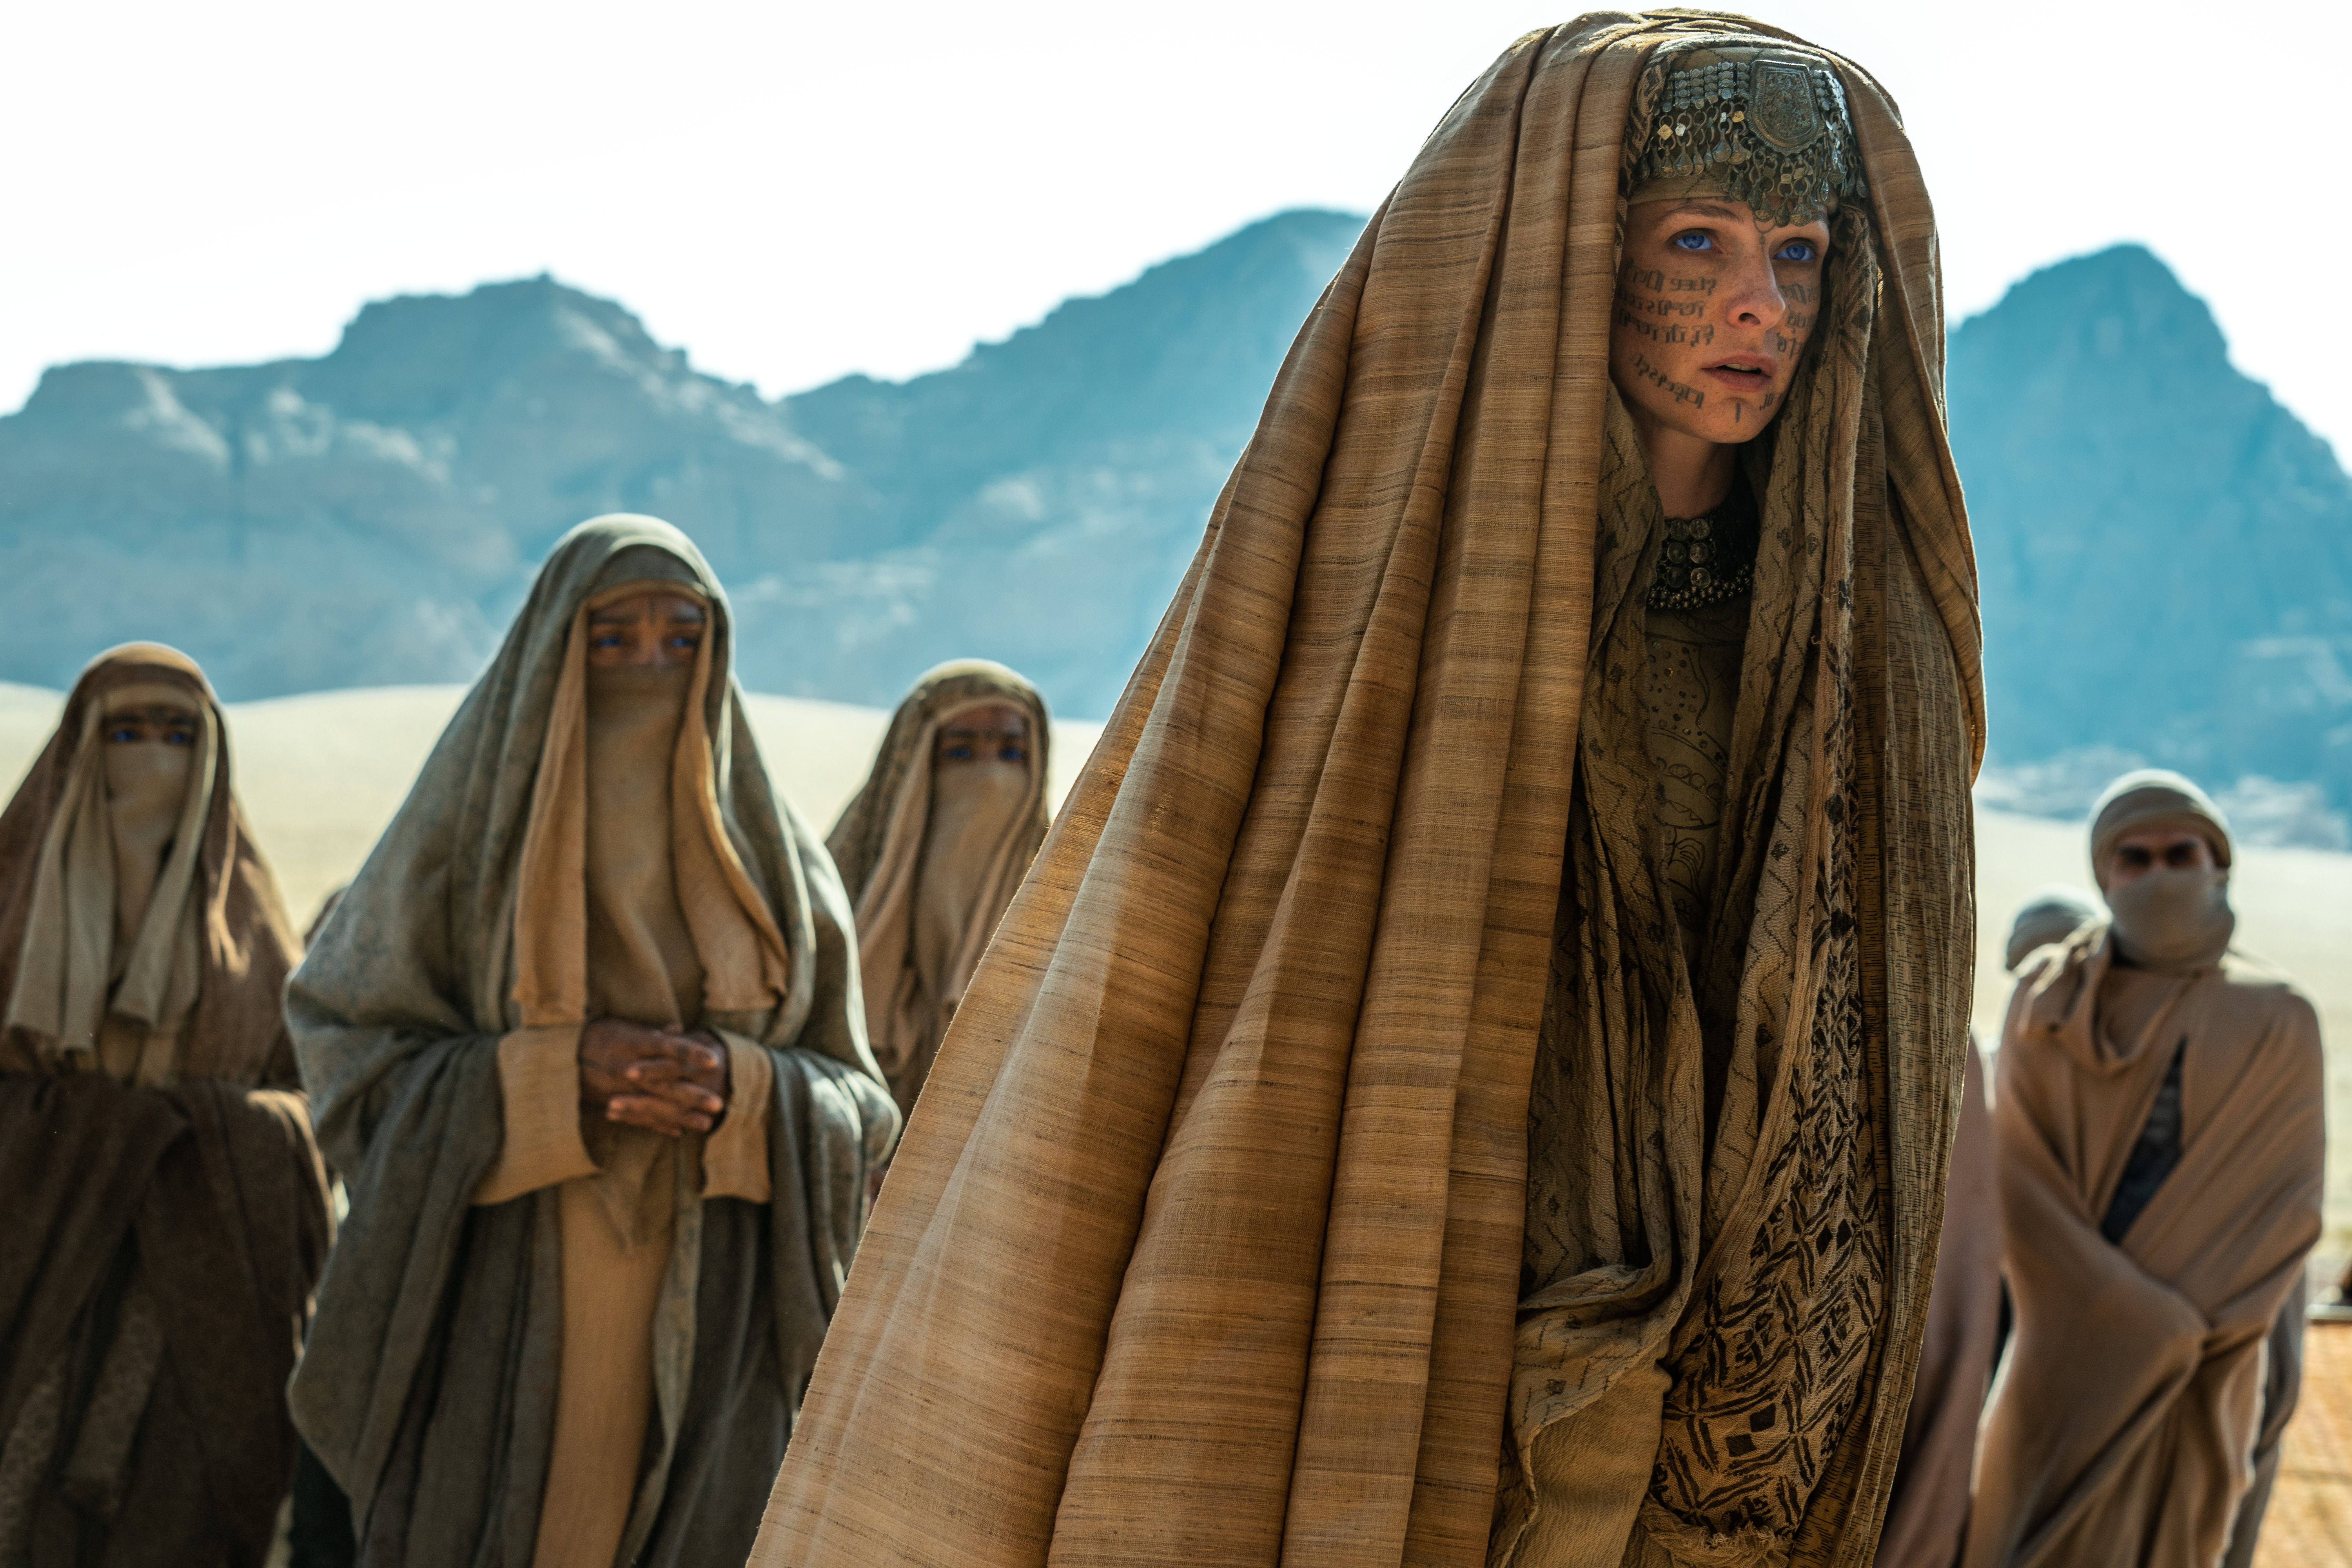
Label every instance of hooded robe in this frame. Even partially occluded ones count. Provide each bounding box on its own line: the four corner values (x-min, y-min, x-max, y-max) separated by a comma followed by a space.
826, 661, 1051, 1118
0, 644, 330, 1568
755, 14, 1981, 1568
1967, 775, 2322, 1568
285, 516, 897, 1568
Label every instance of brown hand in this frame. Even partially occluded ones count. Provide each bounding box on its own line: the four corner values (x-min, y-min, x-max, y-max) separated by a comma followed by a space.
579, 1020, 730, 1136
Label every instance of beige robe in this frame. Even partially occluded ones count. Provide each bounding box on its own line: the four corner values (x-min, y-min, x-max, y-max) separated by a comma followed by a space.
1967, 926, 2323, 1568
470, 577, 784, 1568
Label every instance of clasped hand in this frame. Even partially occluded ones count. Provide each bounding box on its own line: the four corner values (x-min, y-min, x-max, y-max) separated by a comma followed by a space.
579, 1018, 729, 1136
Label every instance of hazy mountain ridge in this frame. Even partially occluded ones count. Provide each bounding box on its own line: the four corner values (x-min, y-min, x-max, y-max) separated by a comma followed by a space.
2, 218, 2346, 833
0, 211, 1361, 713
1950, 244, 2352, 835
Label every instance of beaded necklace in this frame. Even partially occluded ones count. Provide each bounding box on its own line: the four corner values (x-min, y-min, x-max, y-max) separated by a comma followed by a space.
1648, 473, 1760, 612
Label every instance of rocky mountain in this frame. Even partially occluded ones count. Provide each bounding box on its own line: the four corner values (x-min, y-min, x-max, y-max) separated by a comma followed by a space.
1948, 245, 2352, 831
2, 219, 2347, 832
0, 210, 1363, 716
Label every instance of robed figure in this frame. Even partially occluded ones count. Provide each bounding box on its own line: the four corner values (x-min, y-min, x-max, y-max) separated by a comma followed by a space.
0, 644, 331, 1565
826, 661, 1051, 1118
758, 13, 1980, 1568
1968, 773, 2322, 1568
287, 516, 897, 1568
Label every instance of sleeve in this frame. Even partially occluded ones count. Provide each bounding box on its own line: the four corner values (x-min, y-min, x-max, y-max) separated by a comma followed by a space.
471, 1023, 598, 1205
702, 1030, 775, 1203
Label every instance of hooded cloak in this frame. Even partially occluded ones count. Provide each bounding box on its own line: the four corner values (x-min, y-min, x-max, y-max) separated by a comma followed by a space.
1967, 784, 2321, 1568
826, 661, 1051, 1116
756, 15, 1980, 1568
0, 644, 329, 1567
285, 515, 897, 1568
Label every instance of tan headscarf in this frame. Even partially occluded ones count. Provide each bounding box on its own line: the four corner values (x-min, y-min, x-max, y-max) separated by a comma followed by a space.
0, 644, 299, 1087
2004, 886, 2099, 973
511, 550, 791, 1035
2089, 770, 2236, 971
826, 661, 1050, 1114
757, 15, 1979, 1568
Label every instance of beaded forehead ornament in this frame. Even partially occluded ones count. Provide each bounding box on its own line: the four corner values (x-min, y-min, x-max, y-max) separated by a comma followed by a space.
1628, 49, 1867, 228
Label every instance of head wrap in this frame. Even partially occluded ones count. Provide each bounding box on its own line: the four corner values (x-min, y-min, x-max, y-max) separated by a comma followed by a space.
2089, 769, 2234, 970
2005, 886, 2100, 973
0, 644, 299, 1085
826, 661, 1050, 1118
2089, 768, 2233, 883
1625, 42, 1867, 223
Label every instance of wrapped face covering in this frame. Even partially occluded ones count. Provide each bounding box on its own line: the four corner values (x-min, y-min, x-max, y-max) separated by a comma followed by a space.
3, 678, 215, 1082
2090, 769, 2235, 971
1625, 44, 1867, 225
825, 663, 1052, 1120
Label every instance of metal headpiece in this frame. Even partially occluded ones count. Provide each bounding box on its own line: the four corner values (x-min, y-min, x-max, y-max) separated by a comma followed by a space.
1628, 48, 1867, 227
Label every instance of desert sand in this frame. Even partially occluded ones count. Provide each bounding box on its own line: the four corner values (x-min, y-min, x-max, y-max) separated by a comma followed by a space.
3, 680, 2344, 1253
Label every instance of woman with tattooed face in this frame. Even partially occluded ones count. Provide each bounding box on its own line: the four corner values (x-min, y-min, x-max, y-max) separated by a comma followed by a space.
755, 19, 1984, 1568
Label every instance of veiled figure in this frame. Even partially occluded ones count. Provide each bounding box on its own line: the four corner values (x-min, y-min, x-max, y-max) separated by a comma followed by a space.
286, 515, 897, 1568
827, 661, 1051, 1118
1968, 774, 2322, 1568
758, 12, 1979, 1568
0, 644, 331, 1566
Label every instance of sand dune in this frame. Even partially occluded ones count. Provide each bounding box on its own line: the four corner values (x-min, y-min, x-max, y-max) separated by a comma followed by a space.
3, 682, 2343, 1250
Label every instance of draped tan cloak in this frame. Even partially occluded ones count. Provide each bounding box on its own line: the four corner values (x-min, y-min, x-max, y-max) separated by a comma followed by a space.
1966, 926, 2323, 1568
826, 661, 1051, 1116
0, 644, 330, 1568
287, 516, 898, 1568
755, 14, 1980, 1568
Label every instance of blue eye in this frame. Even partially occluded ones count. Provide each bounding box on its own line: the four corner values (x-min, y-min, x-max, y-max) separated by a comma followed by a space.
1672, 231, 1713, 252
1775, 240, 1818, 262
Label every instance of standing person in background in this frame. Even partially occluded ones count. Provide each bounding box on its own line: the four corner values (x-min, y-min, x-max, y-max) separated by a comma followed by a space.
1873, 887, 2099, 1568
0, 644, 331, 1565
1969, 771, 2321, 1568
286, 515, 897, 1568
826, 661, 1050, 1120
2003, 887, 2098, 974
757, 16, 1984, 1567
1874, 1027, 2000, 1568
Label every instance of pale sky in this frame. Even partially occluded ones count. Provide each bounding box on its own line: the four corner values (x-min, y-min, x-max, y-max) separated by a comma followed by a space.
3, 0, 2342, 461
